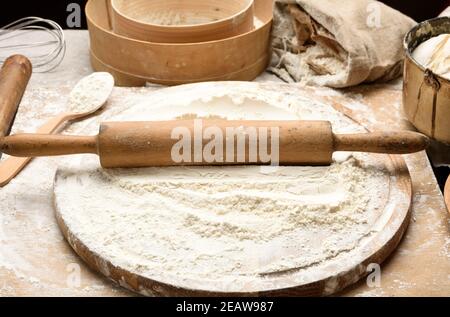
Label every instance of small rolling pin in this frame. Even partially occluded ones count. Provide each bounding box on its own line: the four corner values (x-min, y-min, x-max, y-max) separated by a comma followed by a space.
0, 120, 429, 168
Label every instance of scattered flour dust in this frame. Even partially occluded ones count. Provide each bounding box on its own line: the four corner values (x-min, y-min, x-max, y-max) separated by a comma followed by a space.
130, 10, 220, 26
54, 83, 393, 293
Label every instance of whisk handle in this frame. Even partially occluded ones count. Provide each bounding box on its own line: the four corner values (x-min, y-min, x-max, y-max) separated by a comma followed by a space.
0, 55, 32, 137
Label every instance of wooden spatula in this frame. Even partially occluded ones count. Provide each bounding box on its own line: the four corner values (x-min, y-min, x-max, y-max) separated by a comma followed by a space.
0, 72, 114, 186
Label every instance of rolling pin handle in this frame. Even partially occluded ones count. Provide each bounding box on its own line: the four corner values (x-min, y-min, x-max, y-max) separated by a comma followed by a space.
334, 131, 430, 154
0, 55, 32, 138
0, 134, 98, 157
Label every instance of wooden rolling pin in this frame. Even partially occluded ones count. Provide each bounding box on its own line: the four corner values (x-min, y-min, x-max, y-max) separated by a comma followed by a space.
0, 55, 32, 143
0, 55, 429, 168
0, 120, 429, 168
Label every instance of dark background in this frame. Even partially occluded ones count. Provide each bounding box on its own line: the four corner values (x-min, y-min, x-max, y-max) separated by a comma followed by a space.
0, 0, 449, 28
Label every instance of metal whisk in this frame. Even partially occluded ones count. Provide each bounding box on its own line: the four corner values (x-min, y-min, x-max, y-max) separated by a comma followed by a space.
0, 17, 66, 73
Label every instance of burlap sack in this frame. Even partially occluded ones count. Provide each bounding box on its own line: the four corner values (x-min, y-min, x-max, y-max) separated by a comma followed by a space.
270, 0, 416, 88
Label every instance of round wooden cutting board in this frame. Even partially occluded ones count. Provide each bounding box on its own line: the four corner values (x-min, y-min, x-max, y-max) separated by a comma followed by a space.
53, 82, 412, 296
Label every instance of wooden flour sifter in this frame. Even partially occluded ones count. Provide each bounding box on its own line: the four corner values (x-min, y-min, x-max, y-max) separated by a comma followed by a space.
0, 55, 430, 169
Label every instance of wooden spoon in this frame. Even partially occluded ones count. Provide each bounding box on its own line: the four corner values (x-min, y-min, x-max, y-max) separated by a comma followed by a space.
0, 72, 114, 186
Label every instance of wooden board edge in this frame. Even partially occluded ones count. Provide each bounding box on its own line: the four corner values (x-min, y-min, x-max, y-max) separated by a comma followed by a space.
445, 176, 450, 214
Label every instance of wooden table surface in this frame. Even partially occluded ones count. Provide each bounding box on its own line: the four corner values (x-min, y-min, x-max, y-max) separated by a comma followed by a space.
0, 31, 448, 297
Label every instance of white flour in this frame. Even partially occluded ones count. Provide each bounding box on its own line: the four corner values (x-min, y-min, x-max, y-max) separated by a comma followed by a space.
54, 83, 392, 292
412, 34, 450, 80
68, 72, 114, 114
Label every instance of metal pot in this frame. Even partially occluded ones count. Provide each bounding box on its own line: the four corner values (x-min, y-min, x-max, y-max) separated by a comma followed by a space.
403, 17, 450, 144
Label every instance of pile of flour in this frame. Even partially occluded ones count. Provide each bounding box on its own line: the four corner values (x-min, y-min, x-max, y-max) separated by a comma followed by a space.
54, 83, 391, 292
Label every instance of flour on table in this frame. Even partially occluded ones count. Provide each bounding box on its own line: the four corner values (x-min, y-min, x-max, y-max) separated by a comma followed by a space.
54, 83, 394, 293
